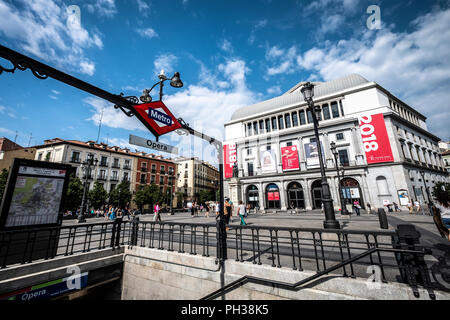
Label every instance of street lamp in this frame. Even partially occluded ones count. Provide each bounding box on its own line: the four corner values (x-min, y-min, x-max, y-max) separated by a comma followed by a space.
78, 154, 98, 223
301, 82, 340, 229
330, 141, 349, 215
140, 70, 183, 103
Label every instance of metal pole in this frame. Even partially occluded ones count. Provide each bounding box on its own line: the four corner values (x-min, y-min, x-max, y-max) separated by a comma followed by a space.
333, 153, 349, 215
309, 104, 340, 229
78, 160, 90, 223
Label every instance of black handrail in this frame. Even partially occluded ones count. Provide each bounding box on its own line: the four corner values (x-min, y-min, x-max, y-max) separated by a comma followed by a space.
201, 247, 431, 301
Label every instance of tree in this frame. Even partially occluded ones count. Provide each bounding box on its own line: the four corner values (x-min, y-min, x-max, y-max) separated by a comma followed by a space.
109, 180, 132, 207
63, 173, 84, 212
88, 181, 108, 209
199, 189, 216, 204
134, 185, 150, 211
0, 168, 9, 202
176, 192, 184, 208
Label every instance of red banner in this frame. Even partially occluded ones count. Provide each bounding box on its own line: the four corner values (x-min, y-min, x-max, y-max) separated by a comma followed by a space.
359, 113, 394, 164
223, 144, 237, 178
274, 192, 280, 201
268, 192, 274, 201
268, 192, 279, 201
281, 146, 300, 171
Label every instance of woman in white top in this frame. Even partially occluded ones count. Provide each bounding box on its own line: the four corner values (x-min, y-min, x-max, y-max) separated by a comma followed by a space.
238, 200, 247, 226
435, 196, 450, 240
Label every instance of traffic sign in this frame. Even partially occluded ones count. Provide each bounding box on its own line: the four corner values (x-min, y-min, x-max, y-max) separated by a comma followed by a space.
129, 134, 179, 155
131, 101, 182, 137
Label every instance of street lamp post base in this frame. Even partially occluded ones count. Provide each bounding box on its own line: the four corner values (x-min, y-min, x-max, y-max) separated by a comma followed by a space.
323, 220, 340, 229
77, 215, 86, 223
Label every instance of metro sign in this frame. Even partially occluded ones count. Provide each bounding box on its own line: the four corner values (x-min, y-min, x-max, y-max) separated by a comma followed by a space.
131, 101, 182, 137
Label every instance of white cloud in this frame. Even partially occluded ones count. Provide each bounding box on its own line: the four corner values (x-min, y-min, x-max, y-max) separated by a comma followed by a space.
0, 105, 5, 113
80, 61, 96, 76
136, 0, 150, 13
136, 27, 158, 39
49, 95, 58, 100
267, 85, 282, 96
294, 8, 450, 139
0, 0, 102, 75
52, 90, 61, 95
86, 0, 117, 18
220, 39, 233, 53
153, 54, 178, 75
0, 127, 15, 136
266, 46, 298, 76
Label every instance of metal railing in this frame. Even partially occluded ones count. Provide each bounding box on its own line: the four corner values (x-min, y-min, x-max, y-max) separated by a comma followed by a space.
0, 220, 131, 269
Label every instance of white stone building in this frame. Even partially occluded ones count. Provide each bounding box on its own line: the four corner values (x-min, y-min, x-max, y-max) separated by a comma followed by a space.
223, 74, 449, 211
34, 138, 135, 193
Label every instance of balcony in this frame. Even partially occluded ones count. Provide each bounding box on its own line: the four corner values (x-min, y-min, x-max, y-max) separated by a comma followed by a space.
122, 177, 130, 183
151, 169, 157, 174
110, 176, 119, 182
141, 167, 147, 172
160, 171, 166, 175
82, 174, 93, 180
99, 162, 108, 167
70, 158, 81, 164
123, 164, 131, 170
111, 163, 120, 169
98, 175, 107, 181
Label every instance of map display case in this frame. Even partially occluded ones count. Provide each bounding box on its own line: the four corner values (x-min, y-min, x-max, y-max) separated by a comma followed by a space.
0, 159, 72, 265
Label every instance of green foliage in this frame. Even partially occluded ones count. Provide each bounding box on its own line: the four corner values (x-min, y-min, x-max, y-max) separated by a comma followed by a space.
88, 181, 108, 209
176, 192, 184, 208
199, 189, 215, 204
63, 173, 84, 212
109, 180, 132, 207
133, 184, 164, 210
0, 168, 9, 203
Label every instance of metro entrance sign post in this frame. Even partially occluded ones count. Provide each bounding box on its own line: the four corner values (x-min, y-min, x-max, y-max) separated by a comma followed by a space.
131, 101, 182, 138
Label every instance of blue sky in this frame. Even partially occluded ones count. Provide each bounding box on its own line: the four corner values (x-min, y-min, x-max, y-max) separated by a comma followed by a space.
0, 0, 449, 165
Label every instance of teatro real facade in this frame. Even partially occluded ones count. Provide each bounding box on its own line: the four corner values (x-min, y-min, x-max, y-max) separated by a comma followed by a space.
223, 74, 449, 212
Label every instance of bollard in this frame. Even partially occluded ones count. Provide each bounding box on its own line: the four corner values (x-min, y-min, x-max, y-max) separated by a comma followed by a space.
130, 216, 139, 246
377, 208, 389, 229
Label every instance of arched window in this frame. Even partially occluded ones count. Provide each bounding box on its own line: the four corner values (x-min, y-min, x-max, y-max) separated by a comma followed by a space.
376, 176, 389, 195
266, 183, 280, 209
287, 182, 305, 209
246, 185, 259, 209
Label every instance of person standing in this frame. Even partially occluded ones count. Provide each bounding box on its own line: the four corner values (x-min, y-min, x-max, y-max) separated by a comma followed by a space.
366, 203, 372, 215
238, 201, 247, 226
393, 202, 400, 212
353, 200, 361, 216
228, 199, 234, 222
407, 201, 413, 214
153, 202, 162, 222
245, 203, 250, 218
215, 202, 220, 219
224, 199, 232, 226
187, 201, 193, 216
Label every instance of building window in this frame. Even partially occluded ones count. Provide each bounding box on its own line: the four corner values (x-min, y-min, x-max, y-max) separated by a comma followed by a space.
247, 123, 252, 136
299, 110, 306, 125
112, 158, 119, 168
322, 104, 331, 120
247, 162, 254, 176
253, 121, 258, 135
37, 152, 43, 161
338, 149, 349, 166
284, 114, 291, 129
307, 110, 313, 123
267, 145, 271, 151
331, 102, 339, 118
278, 115, 284, 130
336, 133, 344, 141
271, 117, 277, 130
339, 100, 344, 116
100, 156, 108, 166
287, 142, 293, 147
71, 151, 80, 163
292, 112, 298, 126
246, 148, 252, 155
376, 176, 389, 195
265, 118, 271, 132
259, 120, 264, 134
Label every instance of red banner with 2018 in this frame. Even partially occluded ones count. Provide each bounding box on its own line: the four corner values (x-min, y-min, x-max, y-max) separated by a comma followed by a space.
359, 113, 394, 164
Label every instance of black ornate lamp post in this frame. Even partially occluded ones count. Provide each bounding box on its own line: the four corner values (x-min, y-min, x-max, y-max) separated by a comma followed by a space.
330, 141, 349, 215
140, 70, 183, 103
300, 82, 340, 229
78, 154, 98, 223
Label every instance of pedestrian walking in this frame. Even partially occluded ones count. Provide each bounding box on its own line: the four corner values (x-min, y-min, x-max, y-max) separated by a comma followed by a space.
353, 200, 361, 216
224, 198, 232, 227
414, 200, 420, 213
238, 200, 247, 226
393, 202, 400, 212
367, 203, 372, 215
215, 202, 220, 218
153, 202, 162, 222
407, 201, 413, 214
228, 199, 234, 222
245, 203, 250, 218
205, 203, 210, 218
187, 201, 193, 216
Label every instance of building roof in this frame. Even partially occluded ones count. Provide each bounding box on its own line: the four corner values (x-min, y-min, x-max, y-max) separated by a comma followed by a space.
34, 138, 174, 163
229, 74, 370, 122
